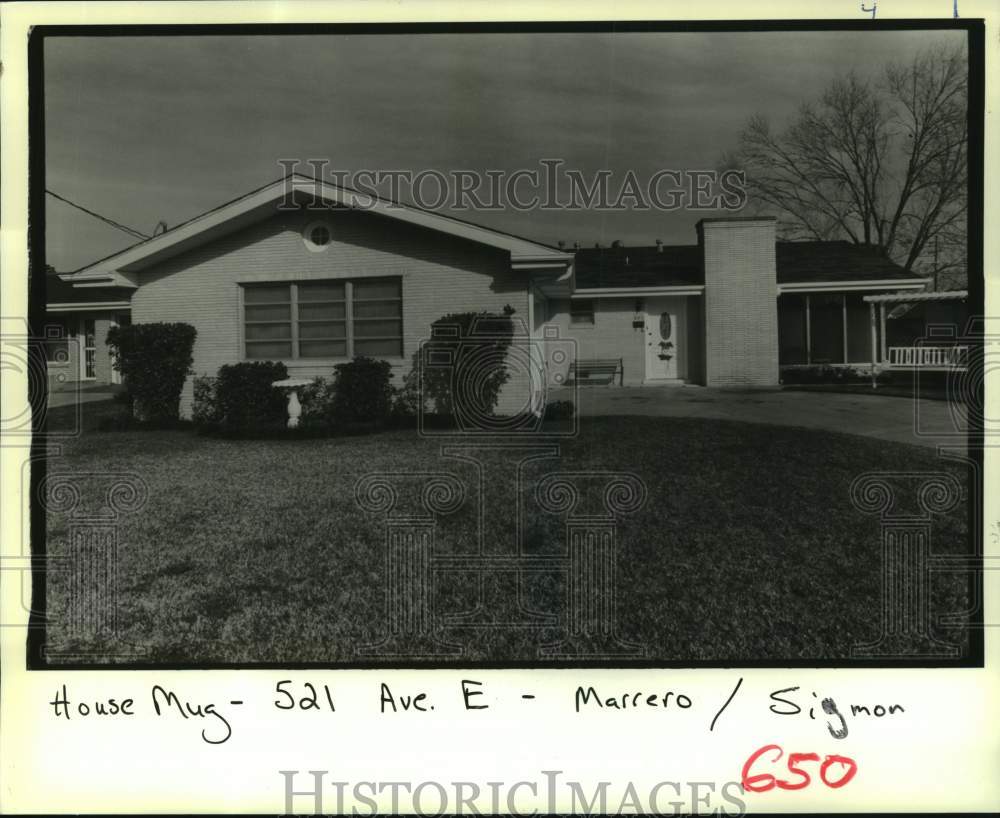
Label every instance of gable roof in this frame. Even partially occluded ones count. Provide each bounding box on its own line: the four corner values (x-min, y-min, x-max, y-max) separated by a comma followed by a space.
63, 173, 572, 287
46, 269, 132, 307
573, 240, 927, 290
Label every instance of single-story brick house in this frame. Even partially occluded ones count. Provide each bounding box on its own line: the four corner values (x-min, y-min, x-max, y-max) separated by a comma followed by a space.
56, 174, 936, 416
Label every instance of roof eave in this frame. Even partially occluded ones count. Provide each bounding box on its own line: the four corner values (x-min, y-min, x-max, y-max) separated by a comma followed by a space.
70, 176, 570, 279
778, 278, 928, 293
47, 301, 132, 313
59, 271, 138, 289
863, 290, 968, 303
573, 285, 705, 298
511, 255, 574, 270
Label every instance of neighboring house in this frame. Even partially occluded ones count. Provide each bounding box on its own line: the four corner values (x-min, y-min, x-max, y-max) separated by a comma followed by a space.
58, 174, 932, 417
44, 269, 131, 387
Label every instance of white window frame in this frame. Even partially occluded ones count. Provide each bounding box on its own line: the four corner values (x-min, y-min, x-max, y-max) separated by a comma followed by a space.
80, 317, 97, 380
241, 277, 404, 361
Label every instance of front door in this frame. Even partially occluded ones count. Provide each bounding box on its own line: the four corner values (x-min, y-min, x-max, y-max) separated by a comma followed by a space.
644, 301, 679, 381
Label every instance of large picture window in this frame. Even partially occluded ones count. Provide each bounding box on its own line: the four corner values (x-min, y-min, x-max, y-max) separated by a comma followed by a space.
777, 294, 808, 366
244, 283, 293, 359
809, 294, 845, 365
778, 292, 888, 367
352, 278, 404, 357
298, 281, 347, 358
243, 278, 402, 360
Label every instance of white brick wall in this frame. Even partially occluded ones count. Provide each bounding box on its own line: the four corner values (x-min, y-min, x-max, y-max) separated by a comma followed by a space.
127, 210, 784, 409
545, 295, 704, 385
131, 207, 531, 417
544, 298, 646, 385
699, 219, 779, 387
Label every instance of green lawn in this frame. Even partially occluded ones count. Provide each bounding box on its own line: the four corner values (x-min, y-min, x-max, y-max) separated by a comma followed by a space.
42, 401, 971, 663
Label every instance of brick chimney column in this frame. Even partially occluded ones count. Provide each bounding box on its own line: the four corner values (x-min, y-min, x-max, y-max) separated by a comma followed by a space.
698, 218, 779, 387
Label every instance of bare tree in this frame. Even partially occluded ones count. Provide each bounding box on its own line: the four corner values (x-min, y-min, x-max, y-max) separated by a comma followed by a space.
726, 46, 967, 289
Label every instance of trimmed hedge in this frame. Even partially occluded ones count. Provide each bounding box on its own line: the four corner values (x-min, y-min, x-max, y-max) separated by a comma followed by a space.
298, 377, 336, 428
214, 361, 289, 431
780, 364, 876, 385
193, 360, 401, 437
330, 357, 394, 426
106, 322, 196, 423
190, 355, 420, 437
191, 375, 222, 427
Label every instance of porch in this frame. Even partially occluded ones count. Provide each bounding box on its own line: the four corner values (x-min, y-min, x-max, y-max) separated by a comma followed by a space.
863, 291, 970, 384
534, 290, 704, 388
777, 289, 969, 383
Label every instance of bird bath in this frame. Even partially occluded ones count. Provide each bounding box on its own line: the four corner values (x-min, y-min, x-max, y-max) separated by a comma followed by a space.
272, 378, 314, 428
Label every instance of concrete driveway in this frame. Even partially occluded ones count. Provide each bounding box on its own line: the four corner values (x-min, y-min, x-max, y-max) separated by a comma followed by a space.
47, 384, 123, 409
550, 385, 968, 451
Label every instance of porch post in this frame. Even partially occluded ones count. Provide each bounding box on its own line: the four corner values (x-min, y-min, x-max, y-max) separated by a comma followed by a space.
879, 302, 888, 365
841, 294, 849, 364
77, 315, 86, 381
869, 301, 878, 388
804, 294, 811, 365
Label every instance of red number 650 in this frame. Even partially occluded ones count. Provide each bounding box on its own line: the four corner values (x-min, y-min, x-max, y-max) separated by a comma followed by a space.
741, 744, 858, 792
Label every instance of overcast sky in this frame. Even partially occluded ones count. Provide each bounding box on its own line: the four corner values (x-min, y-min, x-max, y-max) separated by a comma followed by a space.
44, 29, 964, 271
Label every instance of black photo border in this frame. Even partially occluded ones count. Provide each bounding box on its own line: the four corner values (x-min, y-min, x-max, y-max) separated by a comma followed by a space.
26, 17, 987, 671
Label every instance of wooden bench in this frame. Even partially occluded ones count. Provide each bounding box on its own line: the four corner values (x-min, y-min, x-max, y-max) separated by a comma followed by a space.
571, 357, 624, 386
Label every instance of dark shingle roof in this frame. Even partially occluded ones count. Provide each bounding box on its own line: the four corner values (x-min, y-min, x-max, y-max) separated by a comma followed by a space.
574, 240, 918, 289
46, 271, 133, 305
775, 241, 917, 283
574, 245, 702, 289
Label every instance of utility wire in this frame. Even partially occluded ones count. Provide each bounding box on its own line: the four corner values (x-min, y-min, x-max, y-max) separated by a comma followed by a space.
45, 189, 151, 240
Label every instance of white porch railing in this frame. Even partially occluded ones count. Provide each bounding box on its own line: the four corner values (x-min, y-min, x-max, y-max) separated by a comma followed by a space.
887, 345, 969, 369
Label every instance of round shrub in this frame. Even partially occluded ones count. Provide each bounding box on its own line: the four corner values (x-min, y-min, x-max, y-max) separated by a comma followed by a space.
331, 357, 394, 427
298, 377, 337, 430
214, 361, 289, 432
106, 322, 196, 423
191, 375, 221, 427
